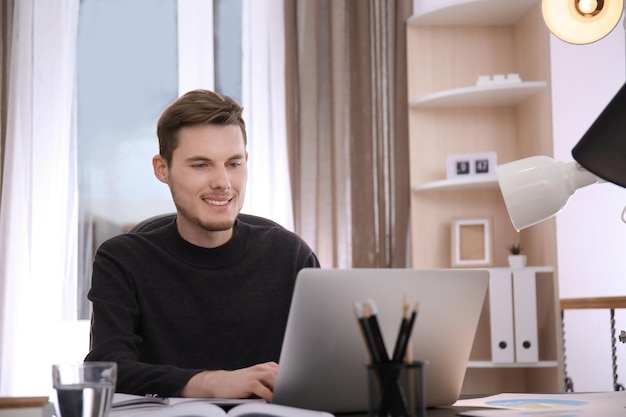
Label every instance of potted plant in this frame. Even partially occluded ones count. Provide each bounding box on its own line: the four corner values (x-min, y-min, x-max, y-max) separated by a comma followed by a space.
507, 242, 527, 268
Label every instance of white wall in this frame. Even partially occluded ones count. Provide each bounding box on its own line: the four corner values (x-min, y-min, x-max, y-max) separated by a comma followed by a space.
551, 18, 626, 392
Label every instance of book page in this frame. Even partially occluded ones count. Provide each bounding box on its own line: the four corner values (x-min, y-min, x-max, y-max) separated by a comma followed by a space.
227, 402, 334, 417
111, 394, 266, 417
112, 393, 170, 410
111, 394, 334, 417
110, 401, 225, 417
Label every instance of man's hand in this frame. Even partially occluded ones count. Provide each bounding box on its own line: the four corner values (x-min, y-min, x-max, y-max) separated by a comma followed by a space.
180, 361, 278, 402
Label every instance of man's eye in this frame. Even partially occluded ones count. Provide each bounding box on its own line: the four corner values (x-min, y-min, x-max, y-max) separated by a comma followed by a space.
229, 162, 241, 168
192, 163, 208, 169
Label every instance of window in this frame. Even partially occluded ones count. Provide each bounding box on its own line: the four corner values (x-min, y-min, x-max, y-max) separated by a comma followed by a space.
76, 0, 242, 319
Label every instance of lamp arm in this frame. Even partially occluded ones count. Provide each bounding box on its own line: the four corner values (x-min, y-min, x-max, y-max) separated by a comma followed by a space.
566, 162, 602, 191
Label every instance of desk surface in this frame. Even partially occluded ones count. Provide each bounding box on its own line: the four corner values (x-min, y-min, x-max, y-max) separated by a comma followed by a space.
338, 405, 484, 416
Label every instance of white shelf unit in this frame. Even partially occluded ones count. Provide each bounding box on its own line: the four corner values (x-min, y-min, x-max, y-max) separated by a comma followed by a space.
406, 0, 563, 395
409, 81, 548, 108
409, 0, 538, 26
468, 360, 559, 368
462, 266, 561, 394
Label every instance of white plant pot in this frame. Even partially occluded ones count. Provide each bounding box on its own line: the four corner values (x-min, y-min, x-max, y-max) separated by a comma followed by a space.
508, 254, 527, 268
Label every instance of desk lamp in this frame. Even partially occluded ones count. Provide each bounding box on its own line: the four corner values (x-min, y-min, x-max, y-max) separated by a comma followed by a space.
497, 1, 626, 230
501, 0, 626, 346
496, 81, 626, 231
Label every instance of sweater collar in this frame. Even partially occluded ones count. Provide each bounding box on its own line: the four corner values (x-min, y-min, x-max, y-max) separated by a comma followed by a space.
161, 219, 252, 269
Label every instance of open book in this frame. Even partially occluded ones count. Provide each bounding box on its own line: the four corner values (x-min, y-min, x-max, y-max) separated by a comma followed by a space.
111, 393, 335, 417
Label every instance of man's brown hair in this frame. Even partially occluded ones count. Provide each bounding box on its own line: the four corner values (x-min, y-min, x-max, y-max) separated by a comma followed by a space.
156, 90, 247, 165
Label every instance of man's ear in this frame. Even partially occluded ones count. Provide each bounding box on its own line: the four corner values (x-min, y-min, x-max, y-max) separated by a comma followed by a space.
153, 155, 169, 184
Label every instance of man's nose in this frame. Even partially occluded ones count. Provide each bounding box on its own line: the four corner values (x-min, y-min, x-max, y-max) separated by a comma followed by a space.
210, 166, 231, 190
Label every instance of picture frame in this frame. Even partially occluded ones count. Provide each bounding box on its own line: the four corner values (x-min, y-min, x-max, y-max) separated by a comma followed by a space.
451, 217, 493, 267
446, 152, 497, 179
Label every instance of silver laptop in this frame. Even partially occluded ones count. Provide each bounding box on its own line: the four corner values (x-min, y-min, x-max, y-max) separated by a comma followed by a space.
272, 268, 489, 414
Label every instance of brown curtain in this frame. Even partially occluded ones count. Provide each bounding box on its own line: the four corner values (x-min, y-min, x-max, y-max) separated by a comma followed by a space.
284, 0, 412, 268
0, 0, 13, 198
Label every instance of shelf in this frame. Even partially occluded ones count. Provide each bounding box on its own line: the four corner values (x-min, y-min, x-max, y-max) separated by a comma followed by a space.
409, 81, 547, 108
488, 266, 555, 274
467, 360, 559, 368
408, 0, 538, 26
411, 175, 498, 192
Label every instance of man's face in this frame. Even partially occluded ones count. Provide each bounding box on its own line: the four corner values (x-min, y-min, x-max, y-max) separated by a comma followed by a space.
153, 124, 248, 247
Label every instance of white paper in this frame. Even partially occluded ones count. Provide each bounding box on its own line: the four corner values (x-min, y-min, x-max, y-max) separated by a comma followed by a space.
454, 391, 626, 416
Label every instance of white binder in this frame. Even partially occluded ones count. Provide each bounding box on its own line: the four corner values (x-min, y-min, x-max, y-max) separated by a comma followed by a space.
512, 269, 539, 362
488, 268, 515, 363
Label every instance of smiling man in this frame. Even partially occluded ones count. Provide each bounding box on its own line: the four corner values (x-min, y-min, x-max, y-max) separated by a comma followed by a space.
85, 90, 320, 401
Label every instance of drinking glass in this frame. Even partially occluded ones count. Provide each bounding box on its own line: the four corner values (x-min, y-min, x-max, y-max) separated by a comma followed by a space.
52, 362, 117, 417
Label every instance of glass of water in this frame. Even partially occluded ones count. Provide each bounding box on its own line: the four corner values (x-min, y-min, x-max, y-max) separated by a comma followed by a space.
52, 362, 117, 417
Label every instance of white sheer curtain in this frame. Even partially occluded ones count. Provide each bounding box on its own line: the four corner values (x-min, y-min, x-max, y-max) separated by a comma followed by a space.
0, 0, 81, 396
241, 0, 293, 230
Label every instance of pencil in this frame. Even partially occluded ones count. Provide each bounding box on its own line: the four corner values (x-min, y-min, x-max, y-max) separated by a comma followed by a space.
365, 298, 390, 363
354, 301, 381, 363
398, 302, 419, 362
391, 295, 411, 363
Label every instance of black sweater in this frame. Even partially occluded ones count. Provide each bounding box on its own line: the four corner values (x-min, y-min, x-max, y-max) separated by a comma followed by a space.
85, 218, 319, 396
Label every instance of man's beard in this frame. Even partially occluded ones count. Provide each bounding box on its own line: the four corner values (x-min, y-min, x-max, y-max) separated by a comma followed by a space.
197, 217, 236, 232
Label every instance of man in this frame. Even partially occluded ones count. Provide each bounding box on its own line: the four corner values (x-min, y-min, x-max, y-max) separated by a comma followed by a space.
85, 90, 320, 402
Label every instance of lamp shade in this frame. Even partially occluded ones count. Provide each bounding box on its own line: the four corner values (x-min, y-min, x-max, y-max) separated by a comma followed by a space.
542, 0, 624, 44
572, 82, 626, 188
496, 156, 600, 231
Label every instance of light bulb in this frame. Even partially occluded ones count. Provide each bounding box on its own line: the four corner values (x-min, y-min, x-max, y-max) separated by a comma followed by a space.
576, 0, 601, 16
